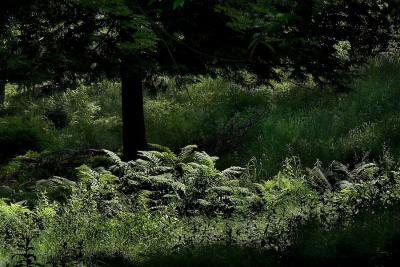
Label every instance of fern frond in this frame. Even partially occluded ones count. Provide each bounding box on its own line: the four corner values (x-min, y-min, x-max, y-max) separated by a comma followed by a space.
36, 176, 76, 189
224, 179, 240, 187
193, 151, 218, 168
253, 183, 265, 196
306, 167, 332, 191
138, 151, 162, 164
149, 174, 174, 190
179, 145, 198, 159
77, 165, 99, 184
338, 180, 355, 190
197, 199, 211, 207
352, 162, 378, 177
222, 166, 245, 179
207, 186, 233, 195
171, 181, 186, 195
149, 143, 174, 154
331, 161, 350, 175
233, 186, 252, 196
102, 149, 125, 167
162, 194, 180, 201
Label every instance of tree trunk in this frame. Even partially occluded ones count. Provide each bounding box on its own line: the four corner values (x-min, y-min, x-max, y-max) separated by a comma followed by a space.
0, 80, 5, 106
120, 56, 147, 160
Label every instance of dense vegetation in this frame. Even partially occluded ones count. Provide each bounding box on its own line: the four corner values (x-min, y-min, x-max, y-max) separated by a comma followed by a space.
1, 55, 400, 266
2, 0, 400, 266
2, 143, 400, 266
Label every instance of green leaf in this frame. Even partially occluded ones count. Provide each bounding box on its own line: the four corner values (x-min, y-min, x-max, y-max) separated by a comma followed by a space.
173, 0, 185, 10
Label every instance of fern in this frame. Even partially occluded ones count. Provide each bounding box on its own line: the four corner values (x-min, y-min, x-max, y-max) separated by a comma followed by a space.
179, 145, 198, 159
148, 143, 174, 154
103, 149, 128, 174
95, 145, 255, 216
306, 166, 332, 192
222, 166, 246, 179
193, 151, 218, 168
36, 176, 76, 188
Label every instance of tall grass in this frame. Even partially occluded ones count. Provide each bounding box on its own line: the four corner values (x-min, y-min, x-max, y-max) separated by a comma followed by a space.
221, 55, 400, 178
2, 56, 400, 180
145, 77, 270, 150
2, 77, 269, 156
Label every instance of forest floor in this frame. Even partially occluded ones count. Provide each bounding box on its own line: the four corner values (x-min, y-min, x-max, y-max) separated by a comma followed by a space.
1, 55, 400, 266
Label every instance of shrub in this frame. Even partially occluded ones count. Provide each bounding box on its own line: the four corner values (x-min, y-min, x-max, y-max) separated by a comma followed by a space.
0, 117, 53, 163
4, 81, 123, 151
98, 144, 260, 216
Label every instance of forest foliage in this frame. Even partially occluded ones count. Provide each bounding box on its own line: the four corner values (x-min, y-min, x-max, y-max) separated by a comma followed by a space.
1, 144, 400, 266
2, 0, 400, 266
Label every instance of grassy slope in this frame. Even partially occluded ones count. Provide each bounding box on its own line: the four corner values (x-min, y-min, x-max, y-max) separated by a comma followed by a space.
220, 56, 400, 178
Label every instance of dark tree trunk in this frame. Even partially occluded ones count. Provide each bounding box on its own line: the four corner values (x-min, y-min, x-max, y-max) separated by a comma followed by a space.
0, 80, 5, 106
120, 56, 147, 160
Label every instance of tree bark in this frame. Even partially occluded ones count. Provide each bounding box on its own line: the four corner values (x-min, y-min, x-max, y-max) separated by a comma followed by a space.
0, 80, 5, 106
120, 56, 147, 160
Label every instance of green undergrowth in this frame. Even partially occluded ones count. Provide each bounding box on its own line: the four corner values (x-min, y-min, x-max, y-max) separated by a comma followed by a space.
1, 77, 269, 161
2, 56, 400, 180
221, 55, 400, 178
0, 149, 110, 203
0, 116, 54, 163
145, 77, 270, 151
1, 145, 400, 266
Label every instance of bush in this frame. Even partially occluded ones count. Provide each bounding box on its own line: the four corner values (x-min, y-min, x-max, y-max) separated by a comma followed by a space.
4, 81, 123, 151
0, 116, 53, 162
